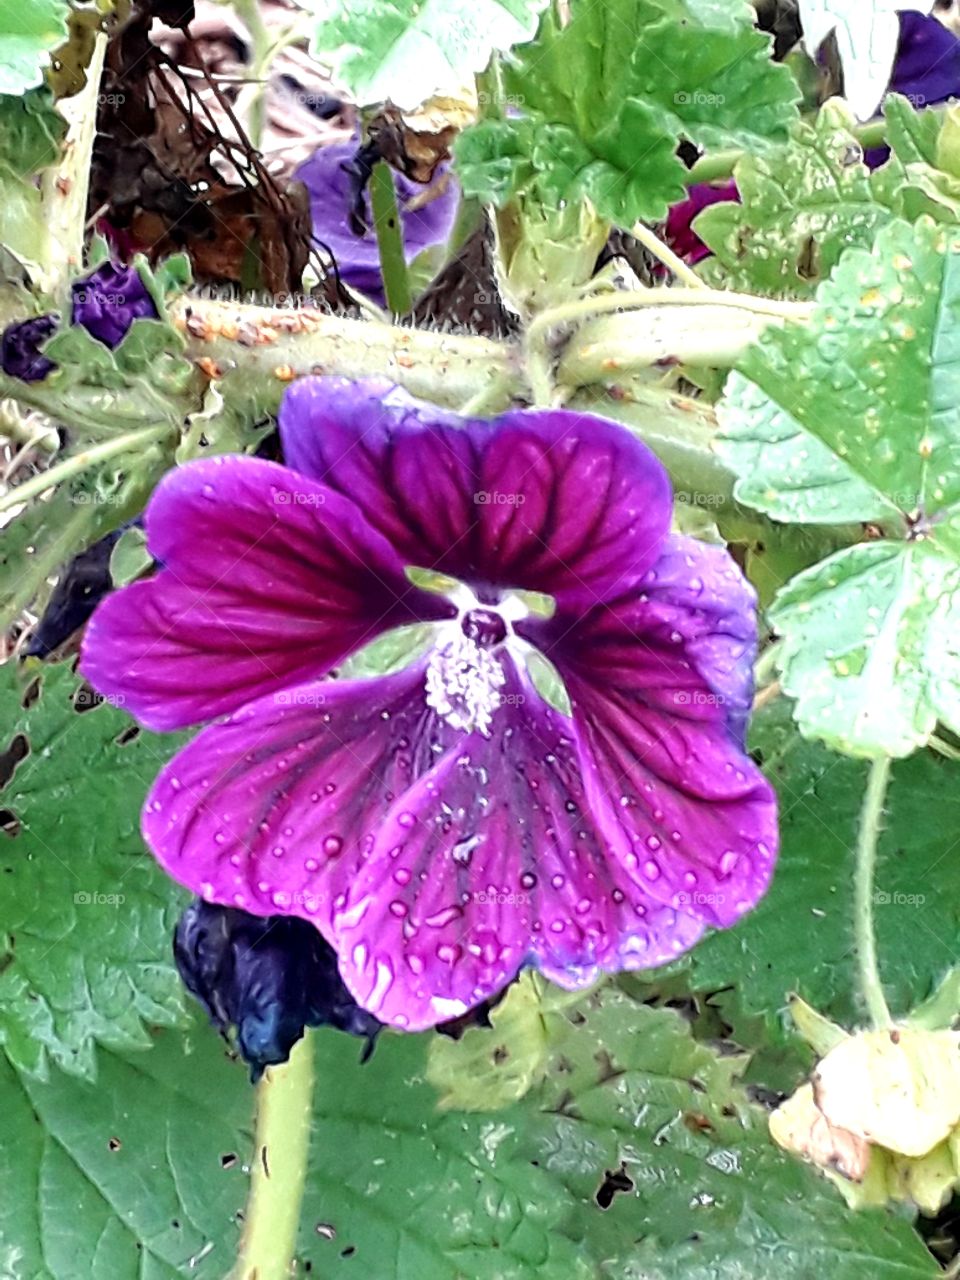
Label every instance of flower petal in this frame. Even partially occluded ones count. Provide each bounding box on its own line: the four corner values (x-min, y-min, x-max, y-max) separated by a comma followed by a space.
81, 455, 443, 730
142, 661, 459, 921
526, 535, 777, 930
279, 376, 673, 607
295, 139, 459, 306
330, 659, 704, 1030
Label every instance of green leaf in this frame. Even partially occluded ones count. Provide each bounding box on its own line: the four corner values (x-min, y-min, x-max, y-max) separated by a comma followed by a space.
696, 101, 905, 298
0, 979, 939, 1275
0, 1020, 251, 1278
0, 0, 69, 96
426, 972, 583, 1109
455, 0, 798, 224
0, 661, 190, 1079
0, 448, 167, 634
688, 699, 960, 1031
718, 216, 960, 754
0, 87, 64, 176
770, 540, 960, 757
306, 0, 549, 109
299, 987, 937, 1278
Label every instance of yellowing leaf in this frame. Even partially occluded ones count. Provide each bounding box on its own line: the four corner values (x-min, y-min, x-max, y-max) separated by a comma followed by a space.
814, 1028, 960, 1157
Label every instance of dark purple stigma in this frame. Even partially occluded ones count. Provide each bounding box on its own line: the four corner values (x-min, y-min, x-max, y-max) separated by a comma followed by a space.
461, 608, 507, 649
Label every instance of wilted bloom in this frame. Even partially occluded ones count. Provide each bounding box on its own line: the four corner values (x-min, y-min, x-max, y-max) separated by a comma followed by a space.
71, 261, 158, 348
82, 379, 777, 1031
174, 899, 381, 1079
295, 138, 458, 304
1, 313, 59, 382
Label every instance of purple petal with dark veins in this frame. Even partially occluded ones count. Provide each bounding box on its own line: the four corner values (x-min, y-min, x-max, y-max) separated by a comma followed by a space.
329, 657, 704, 1031
279, 376, 673, 609
523, 534, 777, 931
81, 455, 446, 731
142, 661, 460, 928
294, 139, 458, 305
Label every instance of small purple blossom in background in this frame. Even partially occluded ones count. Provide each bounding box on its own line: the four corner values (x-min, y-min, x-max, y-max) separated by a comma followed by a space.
864, 12, 960, 165
0, 313, 59, 382
295, 137, 458, 304
71, 260, 159, 349
82, 379, 778, 1031
665, 181, 740, 265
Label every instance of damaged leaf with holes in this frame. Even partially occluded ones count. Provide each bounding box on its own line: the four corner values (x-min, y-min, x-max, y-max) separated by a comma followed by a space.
0, 660, 190, 1078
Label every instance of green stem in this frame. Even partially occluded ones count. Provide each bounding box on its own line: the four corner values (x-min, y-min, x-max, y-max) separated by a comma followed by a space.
233, 0, 275, 150
371, 161, 413, 315
0, 424, 171, 514
929, 733, 960, 763
854, 756, 894, 1029
233, 1033, 314, 1280
38, 29, 107, 291
529, 285, 811, 348
629, 221, 707, 289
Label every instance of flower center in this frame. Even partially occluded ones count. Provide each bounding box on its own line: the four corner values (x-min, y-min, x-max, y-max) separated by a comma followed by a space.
424, 596, 523, 737
460, 607, 507, 649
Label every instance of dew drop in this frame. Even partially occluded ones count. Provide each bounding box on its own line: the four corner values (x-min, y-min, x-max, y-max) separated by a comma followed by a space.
643, 860, 661, 881
323, 835, 343, 856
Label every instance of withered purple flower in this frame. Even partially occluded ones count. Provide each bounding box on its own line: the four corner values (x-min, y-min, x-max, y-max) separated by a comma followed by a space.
82, 378, 777, 1031
1, 313, 59, 382
71, 261, 158, 349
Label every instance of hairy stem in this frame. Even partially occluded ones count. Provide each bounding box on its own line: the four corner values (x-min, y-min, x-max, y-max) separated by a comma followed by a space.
854, 756, 894, 1029
170, 296, 522, 414
0, 424, 172, 514
371, 162, 413, 315
39, 29, 107, 291
629, 221, 707, 289
233, 1034, 314, 1280
529, 286, 811, 348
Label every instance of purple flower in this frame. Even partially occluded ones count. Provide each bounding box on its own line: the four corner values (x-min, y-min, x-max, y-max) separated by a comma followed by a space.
71, 261, 159, 349
295, 140, 458, 304
1, 314, 59, 382
81, 379, 777, 1031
